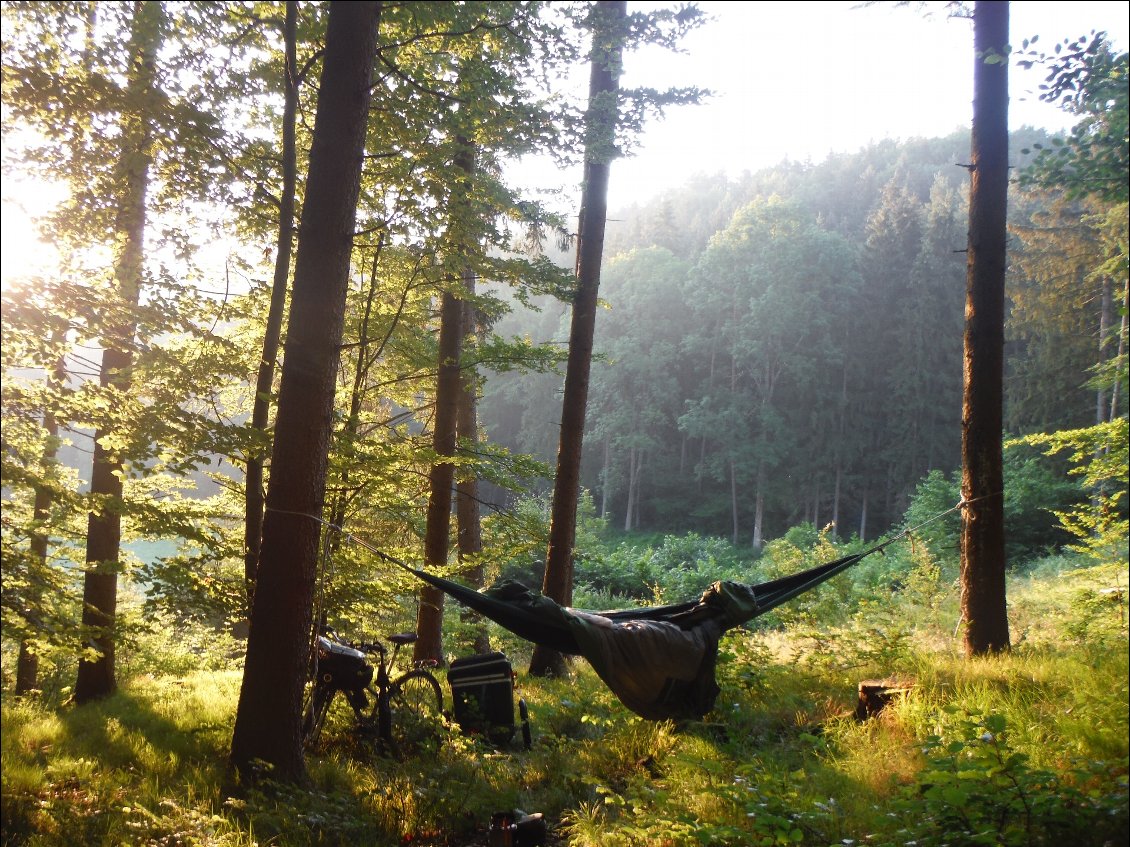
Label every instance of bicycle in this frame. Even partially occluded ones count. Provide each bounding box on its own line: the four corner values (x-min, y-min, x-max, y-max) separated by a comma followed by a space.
301, 626, 444, 758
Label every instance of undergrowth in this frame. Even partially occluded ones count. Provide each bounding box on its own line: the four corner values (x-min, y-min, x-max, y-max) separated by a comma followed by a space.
2, 551, 1127, 846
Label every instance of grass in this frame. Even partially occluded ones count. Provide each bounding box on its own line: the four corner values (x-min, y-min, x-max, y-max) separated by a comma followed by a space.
2, 556, 1127, 846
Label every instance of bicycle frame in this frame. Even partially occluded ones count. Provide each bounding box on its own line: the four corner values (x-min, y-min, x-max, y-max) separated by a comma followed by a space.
302, 627, 443, 757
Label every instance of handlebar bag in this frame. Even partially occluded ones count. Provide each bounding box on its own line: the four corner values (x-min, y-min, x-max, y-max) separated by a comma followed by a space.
315, 636, 374, 691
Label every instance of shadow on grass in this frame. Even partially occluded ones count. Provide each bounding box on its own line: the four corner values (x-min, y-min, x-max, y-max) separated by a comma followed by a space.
1, 676, 235, 847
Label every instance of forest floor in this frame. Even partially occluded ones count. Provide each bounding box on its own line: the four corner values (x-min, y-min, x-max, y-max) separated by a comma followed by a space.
2, 557, 1128, 846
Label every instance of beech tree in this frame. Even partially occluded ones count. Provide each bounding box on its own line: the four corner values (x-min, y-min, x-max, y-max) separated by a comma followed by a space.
229, 0, 380, 783
415, 281, 466, 664
244, 0, 301, 607
2, 0, 265, 699
531, 0, 628, 677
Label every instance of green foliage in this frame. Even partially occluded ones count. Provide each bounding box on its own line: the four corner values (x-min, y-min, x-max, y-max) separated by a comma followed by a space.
1018, 32, 1129, 204
902, 444, 1086, 572
3, 551, 1128, 847
901, 709, 1128, 846
1011, 418, 1129, 566
574, 532, 750, 604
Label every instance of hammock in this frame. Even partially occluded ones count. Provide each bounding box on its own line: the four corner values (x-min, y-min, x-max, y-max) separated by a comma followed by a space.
365, 541, 899, 721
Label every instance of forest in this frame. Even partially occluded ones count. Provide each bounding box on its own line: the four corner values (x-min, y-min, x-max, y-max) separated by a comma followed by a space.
1, 1, 1127, 845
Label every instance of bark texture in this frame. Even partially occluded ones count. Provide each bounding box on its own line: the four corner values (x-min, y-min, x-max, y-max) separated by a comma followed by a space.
75, 0, 161, 704
229, 0, 380, 783
415, 288, 464, 664
244, 0, 299, 609
960, 0, 1011, 656
531, 0, 626, 677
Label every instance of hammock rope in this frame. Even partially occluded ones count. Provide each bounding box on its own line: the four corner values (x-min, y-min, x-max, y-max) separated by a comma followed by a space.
265, 498, 973, 719
266, 496, 969, 636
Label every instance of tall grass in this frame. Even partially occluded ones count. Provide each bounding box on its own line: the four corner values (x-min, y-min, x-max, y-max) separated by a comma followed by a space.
2, 550, 1127, 846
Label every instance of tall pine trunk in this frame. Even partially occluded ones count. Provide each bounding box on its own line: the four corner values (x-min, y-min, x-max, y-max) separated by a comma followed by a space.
244, 0, 299, 609
960, 0, 1011, 656
229, 0, 380, 783
75, 0, 161, 704
530, 0, 626, 678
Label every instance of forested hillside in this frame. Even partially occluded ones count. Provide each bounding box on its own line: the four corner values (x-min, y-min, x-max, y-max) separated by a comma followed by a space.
2, 0, 1126, 687
481, 128, 1125, 544
2, 2, 1128, 844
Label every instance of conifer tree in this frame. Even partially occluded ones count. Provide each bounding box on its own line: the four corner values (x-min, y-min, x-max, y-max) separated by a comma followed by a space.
960, 0, 1011, 656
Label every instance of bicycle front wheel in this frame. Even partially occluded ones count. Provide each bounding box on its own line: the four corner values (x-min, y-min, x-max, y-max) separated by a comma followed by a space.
387, 670, 444, 758
302, 684, 335, 749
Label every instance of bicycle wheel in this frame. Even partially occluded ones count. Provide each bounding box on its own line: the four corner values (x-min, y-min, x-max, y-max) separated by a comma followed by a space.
302, 684, 335, 748
386, 670, 444, 758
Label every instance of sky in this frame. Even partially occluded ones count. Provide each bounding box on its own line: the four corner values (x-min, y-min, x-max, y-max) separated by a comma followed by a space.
3, 0, 1128, 286
594, 0, 1130, 210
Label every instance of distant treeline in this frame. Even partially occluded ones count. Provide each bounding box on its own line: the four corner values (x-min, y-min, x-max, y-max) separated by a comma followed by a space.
479, 128, 1123, 545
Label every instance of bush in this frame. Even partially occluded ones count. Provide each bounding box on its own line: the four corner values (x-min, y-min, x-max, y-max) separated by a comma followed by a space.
901, 709, 1129, 846
902, 444, 1084, 573
574, 532, 751, 605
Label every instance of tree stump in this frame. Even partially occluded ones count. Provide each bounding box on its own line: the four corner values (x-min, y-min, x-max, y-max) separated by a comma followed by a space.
855, 678, 913, 720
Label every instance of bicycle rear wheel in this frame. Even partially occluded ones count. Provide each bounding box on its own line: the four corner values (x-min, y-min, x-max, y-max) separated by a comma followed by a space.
302, 684, 335, 748
387, 670, 444, 758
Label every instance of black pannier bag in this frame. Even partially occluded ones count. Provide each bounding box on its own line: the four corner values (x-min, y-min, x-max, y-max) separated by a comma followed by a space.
448, 651, 515, 742
315, 636, 374, 710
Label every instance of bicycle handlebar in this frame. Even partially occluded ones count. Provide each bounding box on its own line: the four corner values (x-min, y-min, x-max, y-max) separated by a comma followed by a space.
318, 625, 388, 657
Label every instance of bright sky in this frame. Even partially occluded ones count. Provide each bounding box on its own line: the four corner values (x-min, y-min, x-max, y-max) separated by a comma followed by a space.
3, 0, 1127, 287
600, 0, 1130, 209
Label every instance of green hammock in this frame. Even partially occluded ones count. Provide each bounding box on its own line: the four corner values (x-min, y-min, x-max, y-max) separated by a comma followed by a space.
395, 546, 879, 655
361, 540, 901, 721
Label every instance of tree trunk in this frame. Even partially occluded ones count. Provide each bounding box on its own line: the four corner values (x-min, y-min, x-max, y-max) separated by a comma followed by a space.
859, 489, 868, 542
416, 132, 477, 663
530, 0, 625, 678
623, 446, 637, 531
415, 287, 465, 664
600, 437, 611, 519
75, 0, 161, 705
632, 449, 644, 529
832, 363, 847, 538
229, 0, 380, 784
244, 0, 299, 610
698, 344, 716, 493
832, 465, 842, 539
1097, 275, 1112, 424
729, 458, 739, 545
455, 278, 489, 654
960, 0, 1011, 657
752, 462, 765, 550
1111, 280, 1128, 420
17, 351, 67, 695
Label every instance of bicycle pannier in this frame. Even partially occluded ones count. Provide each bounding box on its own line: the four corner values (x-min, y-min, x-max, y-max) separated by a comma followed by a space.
315, 636, 374, 692
449, 651, 515, 742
